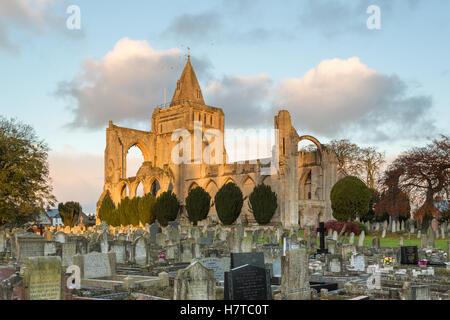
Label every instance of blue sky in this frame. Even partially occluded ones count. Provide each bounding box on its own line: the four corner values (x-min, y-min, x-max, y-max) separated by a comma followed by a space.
0, 0, 449, 212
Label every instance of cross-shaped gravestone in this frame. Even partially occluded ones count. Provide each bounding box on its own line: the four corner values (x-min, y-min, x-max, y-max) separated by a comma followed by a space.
316, 222, 328, 255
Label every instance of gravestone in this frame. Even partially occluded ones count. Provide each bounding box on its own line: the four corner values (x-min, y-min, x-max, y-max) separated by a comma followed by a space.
16, 234, 46, 265
316, 222, 328, 255
326, 239, 336, 254
241, 237, 253, 252
181, 240, 194, 263
224, 264, 271, 300
53, 231, 66, 244
399, 237, 404, 246
351, 253, 365, 271
381, 229, 386, 238
61, 242, 77, 267
400, 246, 419, 265
326, 254, 343, 274
24, 256, 64, 300
195, 257, 226, 282
230, 252, 265, 269
332, 231, 338, 241
349, 232, 355, 245
44, 241, 57, 256
281, 249, 310, 300
133, 237, 148, 266
372, 237, 380, 250
173, 261, 216, 300
149, 223, 160, 244
156, 233, 166, 247
73, 252, 116, 279
358, 231, 365, 247
110, 241, 127, 264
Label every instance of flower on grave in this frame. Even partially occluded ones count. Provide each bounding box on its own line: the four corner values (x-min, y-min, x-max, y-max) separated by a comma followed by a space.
158, 254, 166, 259
382, 257, 394, 266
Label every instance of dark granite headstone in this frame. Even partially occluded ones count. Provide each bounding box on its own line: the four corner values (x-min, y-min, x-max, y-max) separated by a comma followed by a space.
400, 246, 418, 265
230, 252, 265, 269
199, 237, 212, 246
224, 264, 272, 300
149, 223, 161, 244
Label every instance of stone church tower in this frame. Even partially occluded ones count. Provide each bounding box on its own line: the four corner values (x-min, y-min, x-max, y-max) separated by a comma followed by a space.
97, 56, 339, 228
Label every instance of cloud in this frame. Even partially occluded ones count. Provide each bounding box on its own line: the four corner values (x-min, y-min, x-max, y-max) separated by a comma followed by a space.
48, 146, 103, 213
162, 11, 223, 42
56, 38, 213, 129
205, 73, 273, 128
0, 0, 71, 52
161, 9, 293, 45
275, 57, 435, 141
297, 0, 419, 38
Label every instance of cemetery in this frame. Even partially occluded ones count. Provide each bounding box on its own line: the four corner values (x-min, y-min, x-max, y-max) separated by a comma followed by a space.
1, 217, 449, 301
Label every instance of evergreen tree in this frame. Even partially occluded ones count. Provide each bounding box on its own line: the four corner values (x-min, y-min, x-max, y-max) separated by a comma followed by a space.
138, 193, 156, 225
215, 182, 243, 225
154, 191, 180, 227
185, 186, 211, 226
248, 184, 277, 225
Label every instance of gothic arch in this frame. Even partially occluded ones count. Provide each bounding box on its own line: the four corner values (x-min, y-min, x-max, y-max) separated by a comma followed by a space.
297, 135, 323, 164
223, 177, 236, 186
299, 169, 312, 200
242, 175, 256, 223
188, 181, 200, 192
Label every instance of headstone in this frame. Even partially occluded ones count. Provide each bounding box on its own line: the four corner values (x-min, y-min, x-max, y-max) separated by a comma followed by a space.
174, 261, 216, 300
149, 223, 160, 244
332, 231, 338, 241
241, 237, 253, 252
375, 222, 380, 232
381, 229, 386, 238
16, 234, 46, 265
399, 237, 404, 246
316, 222, 328, 254
358, 231, 365, 247
73, 252, 116, 279
280, 249, 310, 300
53, 231, 66, 244
44, 241, 57, 256
392, 221, 396, 233
326, 254, 343, 274
372, 237, 380, 249
195, 257, 226, 282
401, 221, 405, 231
326, 239, 336, 254
404, 283, 430, 300
351, 253, 365, 271
134, 237, 148, 266
156, 233, 166, 247
24, 256, 63, 300
230, 252, 265, 269
349, 232, 355, 245
400, 246, 419, 265
421, 234, 427, 248
224, 264, 271, 300
440, 224, 445, 240
61, 242, 77, 267
181, 241, 194, 263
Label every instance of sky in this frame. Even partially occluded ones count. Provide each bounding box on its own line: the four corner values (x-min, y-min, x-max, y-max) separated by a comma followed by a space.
0, 0, 449, 213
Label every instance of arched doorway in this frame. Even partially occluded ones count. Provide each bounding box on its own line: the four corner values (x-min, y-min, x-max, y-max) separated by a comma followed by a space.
242, 176, 256, 223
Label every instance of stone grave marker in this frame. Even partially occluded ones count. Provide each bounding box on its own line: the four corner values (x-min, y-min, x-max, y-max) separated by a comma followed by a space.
16, 234, 46, 265
281, 248, 310, 300
326, 254, 343, 274
24, 256, 63, 300
194, 257, 226, 282
61, 242, 77, 267
73, 252, 116, 279
351, 253, 365, 271
230, 252, 265, 269
133, 237, 148, 266
400, 246, 419, 265
149, 223, 160, 244
358, 231, 365, 247
174, 261, 216, 300
224, 264, 271, 300
110, 241, 127, 264
372, 237, 380, 250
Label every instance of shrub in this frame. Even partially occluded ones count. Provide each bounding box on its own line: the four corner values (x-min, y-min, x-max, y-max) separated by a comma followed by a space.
324, 220, 361, 236
248, 184, 278, 225
138, 193, 156, 225
154, 191, 180, 227
185, 187, 211, 226
117, 197, 132, 227
331, 176, 372, 222
215, 182, 243, 225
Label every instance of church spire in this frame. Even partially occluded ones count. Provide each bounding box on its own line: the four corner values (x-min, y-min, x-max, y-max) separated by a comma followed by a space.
170, 55, 205, 106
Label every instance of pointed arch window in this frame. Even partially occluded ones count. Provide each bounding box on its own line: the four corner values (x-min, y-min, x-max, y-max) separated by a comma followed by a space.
151, 180, 161, 197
